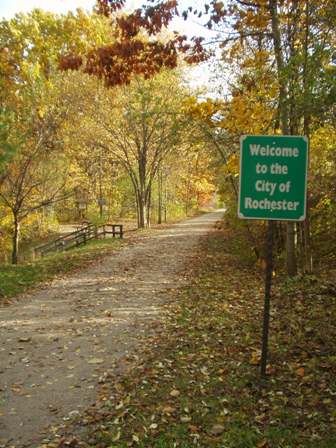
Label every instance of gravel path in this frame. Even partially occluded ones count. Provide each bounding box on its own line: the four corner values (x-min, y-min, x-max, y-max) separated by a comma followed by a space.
0, 211, 223, 447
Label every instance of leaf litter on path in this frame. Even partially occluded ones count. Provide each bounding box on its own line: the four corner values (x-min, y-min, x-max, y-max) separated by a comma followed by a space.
0, 212, 225, 447
49, 224, 336, 448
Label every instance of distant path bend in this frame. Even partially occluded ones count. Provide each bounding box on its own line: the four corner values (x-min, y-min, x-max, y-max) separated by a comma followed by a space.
0, 210, 224, 448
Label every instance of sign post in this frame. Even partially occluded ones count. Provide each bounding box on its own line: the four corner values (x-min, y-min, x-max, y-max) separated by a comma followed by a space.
238, 135, 308, 377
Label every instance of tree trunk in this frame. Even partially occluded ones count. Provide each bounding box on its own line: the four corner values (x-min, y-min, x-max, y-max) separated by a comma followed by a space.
302, 0, 313, 273
146, 188, 151, 228
99, 158, 103, 219
136, 187, 152, 229
134, 191, 140, 228
164, 178, 168, 223
303, 198, 313, 273
269, 0, 297, 277
12, 216, 20, 265
138, 192, 147, 228
286, 222, 297, 276
157, 170, 163, 224
136, 151, 151, 228
269, 0, 289, 135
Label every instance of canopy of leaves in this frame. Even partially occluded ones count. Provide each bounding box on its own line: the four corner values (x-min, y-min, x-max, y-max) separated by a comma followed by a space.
59, 0, 210, 86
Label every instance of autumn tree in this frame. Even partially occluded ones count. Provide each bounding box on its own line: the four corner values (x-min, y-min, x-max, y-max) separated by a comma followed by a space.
0, 10, 114, 261
0, 109, 16, 181
61, 0, 209, 85
73, 1, 334, 271
177, 0, 335, 274
73, 70, 188, 228
0, 80, 72, 263
0, 46, 18, 179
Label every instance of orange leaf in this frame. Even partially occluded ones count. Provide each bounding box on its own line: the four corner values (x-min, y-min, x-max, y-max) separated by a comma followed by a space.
296, 367, 305, 377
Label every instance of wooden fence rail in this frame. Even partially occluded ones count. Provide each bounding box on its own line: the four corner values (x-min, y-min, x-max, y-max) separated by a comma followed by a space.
34, 223, 123, 258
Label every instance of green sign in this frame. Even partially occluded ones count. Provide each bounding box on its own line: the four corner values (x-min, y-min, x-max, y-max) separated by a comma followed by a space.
239, 135, 308, 221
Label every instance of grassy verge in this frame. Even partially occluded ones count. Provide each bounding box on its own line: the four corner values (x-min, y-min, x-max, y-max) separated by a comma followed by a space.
54, 225, 336, 448
0, 239, 123, 300
0, 212, 209, 302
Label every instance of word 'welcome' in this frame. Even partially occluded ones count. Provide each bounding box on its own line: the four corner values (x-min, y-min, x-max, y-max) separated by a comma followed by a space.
250, 144, 299, 157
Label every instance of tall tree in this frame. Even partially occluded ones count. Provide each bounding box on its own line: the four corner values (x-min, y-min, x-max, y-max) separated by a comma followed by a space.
76, 70, 188, 227
0, 80, 71, 263
0, 10, 113, 261
178, 0, 335, 275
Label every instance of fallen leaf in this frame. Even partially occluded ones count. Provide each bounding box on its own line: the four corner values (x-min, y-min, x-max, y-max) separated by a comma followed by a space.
162, 406, 175, 414
112, 431, 121, 442
250, 351, 261, 366
18, 337, 31, 343
88, 358, 104, 365
132, 434, 140, 443
209, 424, 225, 436
296, 367, 305, 377
180, 415, 192, 423
170, 389, 180, 397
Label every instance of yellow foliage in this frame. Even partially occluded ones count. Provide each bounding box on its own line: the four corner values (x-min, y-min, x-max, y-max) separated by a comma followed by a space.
183, 97, 223, 127
224, 154, 239, 177
222, 93, 273, 135
310, 125, 336, 180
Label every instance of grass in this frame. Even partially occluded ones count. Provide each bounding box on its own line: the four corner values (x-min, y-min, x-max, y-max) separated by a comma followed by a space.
0, 238, 123, 300
52, 223, 336, 448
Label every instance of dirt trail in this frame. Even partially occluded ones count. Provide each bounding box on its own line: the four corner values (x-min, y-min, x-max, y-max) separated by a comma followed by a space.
0, 211, 223, 447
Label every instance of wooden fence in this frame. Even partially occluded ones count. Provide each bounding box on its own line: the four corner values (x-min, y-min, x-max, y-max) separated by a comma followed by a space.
34, 223, 123, 258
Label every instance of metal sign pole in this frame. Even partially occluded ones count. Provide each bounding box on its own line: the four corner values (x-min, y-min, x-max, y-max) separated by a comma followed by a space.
261, 220, 274, 377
